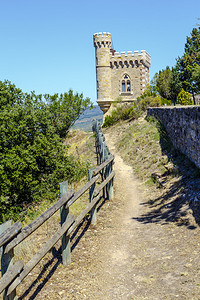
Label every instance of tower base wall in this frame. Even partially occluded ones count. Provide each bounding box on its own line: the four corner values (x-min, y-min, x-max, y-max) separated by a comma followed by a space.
97, 98, 136, 113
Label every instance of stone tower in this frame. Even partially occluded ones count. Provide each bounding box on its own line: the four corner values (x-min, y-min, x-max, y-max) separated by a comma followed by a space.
93, 32, 112, 113
93, 32, 151, 113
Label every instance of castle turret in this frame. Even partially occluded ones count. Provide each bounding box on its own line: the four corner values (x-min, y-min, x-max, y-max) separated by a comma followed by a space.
93, 32, 151, 114
93, 32, 112, 113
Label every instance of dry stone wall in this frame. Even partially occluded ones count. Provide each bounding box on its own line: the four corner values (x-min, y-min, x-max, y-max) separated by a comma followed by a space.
147, 106, 200, 169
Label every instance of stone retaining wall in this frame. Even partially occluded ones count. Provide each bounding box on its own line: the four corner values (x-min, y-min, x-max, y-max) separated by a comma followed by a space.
147, 106, 200, 169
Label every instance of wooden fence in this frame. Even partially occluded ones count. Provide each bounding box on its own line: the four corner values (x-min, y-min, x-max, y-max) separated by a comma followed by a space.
0, 120, 114, 299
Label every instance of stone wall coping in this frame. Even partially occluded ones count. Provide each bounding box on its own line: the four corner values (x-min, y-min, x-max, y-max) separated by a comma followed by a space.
148, 105, 200, 110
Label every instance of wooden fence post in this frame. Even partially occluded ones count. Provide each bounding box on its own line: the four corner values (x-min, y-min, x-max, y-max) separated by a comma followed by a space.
96, 138, 100, 166
100, 135, 103, 164
92, 119, 114, 200
59, 181, 71, 265
0, 220, 17, 300
103, 143, 110, 200
93, 120, 100, 166
88, 168, 97, 225
108, 157, 114, 200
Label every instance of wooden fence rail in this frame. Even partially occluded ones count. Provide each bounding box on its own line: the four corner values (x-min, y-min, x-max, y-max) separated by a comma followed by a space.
0, 119, 114, 299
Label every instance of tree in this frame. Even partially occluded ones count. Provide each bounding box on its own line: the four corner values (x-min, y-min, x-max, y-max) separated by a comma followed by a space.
155, 66, 172, 100
139, 83, 157, 99
170, 67, 182, 105
176, 26, 200, 103
45, 90, 92, 139
192, 63, 200, 90
0, 80, 92, 222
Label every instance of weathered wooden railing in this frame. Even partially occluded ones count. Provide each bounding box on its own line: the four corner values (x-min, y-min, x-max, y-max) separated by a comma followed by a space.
0, 120, 114, 299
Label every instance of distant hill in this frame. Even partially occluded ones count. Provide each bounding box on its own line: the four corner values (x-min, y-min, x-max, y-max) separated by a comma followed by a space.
72, 105, 103, 131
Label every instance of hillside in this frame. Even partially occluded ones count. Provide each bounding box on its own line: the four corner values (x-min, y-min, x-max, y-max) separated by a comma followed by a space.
72, 105, 103, 131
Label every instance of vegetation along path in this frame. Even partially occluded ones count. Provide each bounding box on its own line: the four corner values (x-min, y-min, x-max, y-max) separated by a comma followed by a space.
18, 122, 200, 299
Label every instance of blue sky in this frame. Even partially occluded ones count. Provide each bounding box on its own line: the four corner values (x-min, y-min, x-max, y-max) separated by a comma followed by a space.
0, 0, 200, 104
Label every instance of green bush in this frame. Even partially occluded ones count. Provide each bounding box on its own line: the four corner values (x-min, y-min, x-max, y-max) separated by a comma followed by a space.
161, 98, 171, 106
102, 95, 162, 128
176, 89, 192, 105
102, 104, 139, 128
137, 96, 162, 111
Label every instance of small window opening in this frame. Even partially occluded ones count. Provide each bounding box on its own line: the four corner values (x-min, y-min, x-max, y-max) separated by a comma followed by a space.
122, 81, 126, 92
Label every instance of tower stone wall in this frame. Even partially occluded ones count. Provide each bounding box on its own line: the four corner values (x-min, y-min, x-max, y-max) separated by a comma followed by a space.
93, 32, 151, 113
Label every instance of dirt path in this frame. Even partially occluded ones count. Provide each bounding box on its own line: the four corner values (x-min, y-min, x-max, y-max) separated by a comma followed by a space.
18, 131, 200, 299
101, 132, 200, 300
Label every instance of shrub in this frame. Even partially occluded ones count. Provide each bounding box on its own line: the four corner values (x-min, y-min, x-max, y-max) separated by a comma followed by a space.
176, 89, 192, 105
102, 103, 139, 128
102, 96, 162, 128
137, 96, 162, 111
161, 98, 172, 106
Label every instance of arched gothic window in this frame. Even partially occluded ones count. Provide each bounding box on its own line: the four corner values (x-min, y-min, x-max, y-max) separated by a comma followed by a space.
121, 74, 131, 93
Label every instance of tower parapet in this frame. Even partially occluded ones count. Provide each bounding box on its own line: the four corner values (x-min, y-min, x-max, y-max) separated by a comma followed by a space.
110, 50, 151, 68
93, 32, 112, 47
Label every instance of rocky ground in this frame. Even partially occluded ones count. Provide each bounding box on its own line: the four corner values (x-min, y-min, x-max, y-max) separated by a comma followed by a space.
15, 118, 200, 300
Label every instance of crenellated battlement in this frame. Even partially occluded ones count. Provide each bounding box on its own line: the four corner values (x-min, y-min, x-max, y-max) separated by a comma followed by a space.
93, 32, 112, 48
110, 50, 151, 68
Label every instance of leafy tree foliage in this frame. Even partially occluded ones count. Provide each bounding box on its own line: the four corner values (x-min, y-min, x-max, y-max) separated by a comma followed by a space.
176, 26, 200, 103
153, 67, 182, 105
139, 84, 157, 99
154, 67, 172, 100
44, 90, 91, 139
153, 26, 200, 105
192, 64, 200, 90
0, 80, 91, 222
169, 67, 182, 105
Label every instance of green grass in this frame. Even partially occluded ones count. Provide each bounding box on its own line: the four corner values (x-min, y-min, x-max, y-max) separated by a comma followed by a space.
117, 117, 168, 182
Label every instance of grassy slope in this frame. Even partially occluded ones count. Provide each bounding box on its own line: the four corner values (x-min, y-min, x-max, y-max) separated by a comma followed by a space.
104, 115, 168, 183
104, 114, 200, 228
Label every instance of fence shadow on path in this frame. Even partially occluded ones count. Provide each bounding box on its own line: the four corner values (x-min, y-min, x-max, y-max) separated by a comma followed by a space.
18, 216, 92, 299
18, 195, 107, 299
